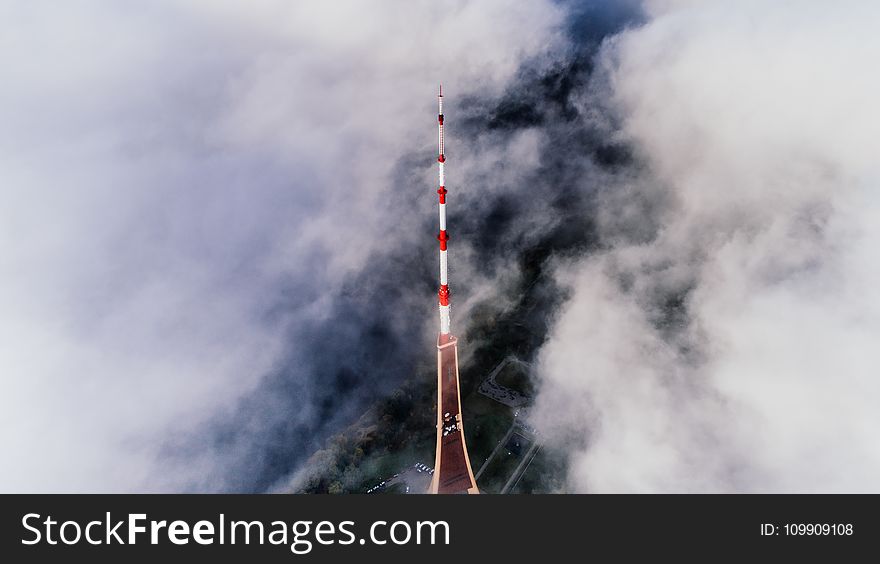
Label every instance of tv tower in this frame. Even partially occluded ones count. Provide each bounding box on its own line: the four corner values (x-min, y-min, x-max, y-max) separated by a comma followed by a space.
429, 85, 479, 494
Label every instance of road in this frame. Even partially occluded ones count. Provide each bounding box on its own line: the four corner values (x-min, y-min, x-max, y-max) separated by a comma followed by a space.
475, 420, 517, 480
500, 441, 541, 494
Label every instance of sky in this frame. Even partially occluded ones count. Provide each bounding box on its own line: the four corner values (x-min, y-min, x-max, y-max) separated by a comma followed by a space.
2, 0, 878, 493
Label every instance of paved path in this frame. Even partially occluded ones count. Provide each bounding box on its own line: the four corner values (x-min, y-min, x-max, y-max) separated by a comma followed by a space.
475, 420, 517, 480
501, 440, 540, 494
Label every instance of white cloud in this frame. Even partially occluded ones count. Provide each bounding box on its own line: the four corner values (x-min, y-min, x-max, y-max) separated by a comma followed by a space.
0, 0, 565, 492
534, 0, 880, 492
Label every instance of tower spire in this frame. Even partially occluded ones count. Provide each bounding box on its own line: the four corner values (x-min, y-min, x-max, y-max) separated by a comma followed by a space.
437, 84, 450, 335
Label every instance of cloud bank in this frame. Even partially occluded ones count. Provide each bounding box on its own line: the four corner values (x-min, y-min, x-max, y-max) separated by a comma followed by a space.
533, 0, 880, 492
6, 0, 875, 494
0, 0, 566, 492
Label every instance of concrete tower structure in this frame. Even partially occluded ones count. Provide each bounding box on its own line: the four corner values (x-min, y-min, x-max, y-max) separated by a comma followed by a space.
429, 86, 479, 495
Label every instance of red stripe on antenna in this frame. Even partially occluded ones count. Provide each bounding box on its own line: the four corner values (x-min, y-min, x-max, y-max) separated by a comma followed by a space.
438, 284, 450, 306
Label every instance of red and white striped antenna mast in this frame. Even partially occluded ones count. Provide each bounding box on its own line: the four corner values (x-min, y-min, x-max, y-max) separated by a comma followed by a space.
436, 84, 451, 335
430, 85, 479, 494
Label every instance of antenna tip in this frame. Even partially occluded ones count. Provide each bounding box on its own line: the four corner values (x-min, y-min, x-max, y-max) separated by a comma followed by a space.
439, 84, 442, 96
